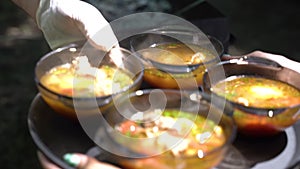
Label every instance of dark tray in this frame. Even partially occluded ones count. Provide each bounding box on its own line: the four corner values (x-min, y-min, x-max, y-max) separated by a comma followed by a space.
28, 94, 300, 169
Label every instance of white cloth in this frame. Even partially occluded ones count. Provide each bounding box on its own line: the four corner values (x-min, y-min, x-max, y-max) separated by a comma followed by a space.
36, 0, 118, 50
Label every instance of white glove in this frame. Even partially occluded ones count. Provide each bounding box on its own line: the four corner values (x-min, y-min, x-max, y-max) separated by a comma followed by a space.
36, 0, 118, 50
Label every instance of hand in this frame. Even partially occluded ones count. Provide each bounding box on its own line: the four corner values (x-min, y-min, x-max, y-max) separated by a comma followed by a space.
223, 50, 300, 73
246, 51, 300, 72
37, 151, 120, 169
36, 0, 118, 50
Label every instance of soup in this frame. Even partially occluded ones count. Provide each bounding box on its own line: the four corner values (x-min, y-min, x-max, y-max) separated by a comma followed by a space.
210, 76, 300, 136
40, 56, 133, 97
140, 43, 218, 89
211, 76, 300, 109
114, 109, 226, 157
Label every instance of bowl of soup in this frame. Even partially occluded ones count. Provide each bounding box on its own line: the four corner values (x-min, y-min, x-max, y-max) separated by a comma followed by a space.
94, 89, 236, 169
130, 30, 223, 89
203, 56, 300, 136
35, 43, 144, 119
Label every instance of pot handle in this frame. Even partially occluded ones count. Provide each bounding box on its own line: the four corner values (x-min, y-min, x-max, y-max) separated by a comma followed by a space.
221, 54, 283, 69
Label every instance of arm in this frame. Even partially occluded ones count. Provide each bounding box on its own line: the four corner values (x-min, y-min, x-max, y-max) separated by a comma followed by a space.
246, 51, 300, 73
223, 51, 300, 73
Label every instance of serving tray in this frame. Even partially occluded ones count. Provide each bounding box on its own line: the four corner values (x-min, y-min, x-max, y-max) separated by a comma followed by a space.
28, 94, 300, 169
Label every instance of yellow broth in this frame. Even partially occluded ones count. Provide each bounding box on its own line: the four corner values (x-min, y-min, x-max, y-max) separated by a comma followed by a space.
140, 43, 218, 89
114, 109, 226, 157
40, 56, 133, 97
143, 65, 207, 89
211, 76, 300, 109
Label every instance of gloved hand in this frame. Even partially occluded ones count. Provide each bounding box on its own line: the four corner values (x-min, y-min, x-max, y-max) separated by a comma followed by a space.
36, 0, 118, 50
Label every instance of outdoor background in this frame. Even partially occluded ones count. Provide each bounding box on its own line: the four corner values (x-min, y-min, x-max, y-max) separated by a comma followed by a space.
0, 0, 299, 168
